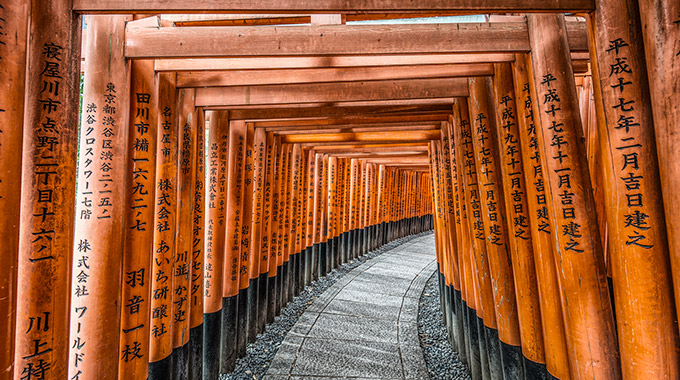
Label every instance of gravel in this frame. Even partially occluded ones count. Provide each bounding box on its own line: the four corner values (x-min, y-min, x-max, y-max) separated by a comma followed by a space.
418, 271, 471, 380
220, 232, 430, 380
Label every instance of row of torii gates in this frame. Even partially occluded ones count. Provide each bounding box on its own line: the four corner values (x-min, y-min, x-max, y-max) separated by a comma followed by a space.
1, 1, 679, 380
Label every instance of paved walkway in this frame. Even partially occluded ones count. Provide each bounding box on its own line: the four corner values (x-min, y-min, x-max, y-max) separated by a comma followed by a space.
264, 233, 437, 380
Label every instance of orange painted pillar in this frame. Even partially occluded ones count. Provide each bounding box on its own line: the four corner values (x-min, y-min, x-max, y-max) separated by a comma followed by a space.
491, 62, 548, 375
172, 88, 197, 378
327, 156, 339, 268
203, 110, 229, 380
262, 132, 277, 323
304, 149, 316, 284
315, 154, 327, 275
14, 1, 81, 378
469, 76, 525, 380
221, 119, 246, 372
279, 144, 293, 304
512, 53, 571, 380
288, 144, 302, 297
189, 108, 206, 379
588, 1, 680, 377
238, 123, 255, 349
250, 127, 268, 334
637, 0, 680, 338
266, 134, 281, 321
67, 15, 130, 380
0, 1, 28, 378
119, 57, 158, 379
527, 13, 621, 379
311, 153, 323, 277
271, 142, 286, 312
456, 96, 497, 380
149, 72, 178, 380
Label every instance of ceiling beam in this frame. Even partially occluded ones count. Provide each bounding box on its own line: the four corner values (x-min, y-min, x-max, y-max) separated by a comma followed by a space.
256, 114, 449, 127
263, 122, 439, 131
74, 0, 594, 13
195, 77, 468, 107
271, 124, 438, 134
126, 21, 587, 58
228, 104, 451, 120
176, 63, 494, 87
280, 130, 440, 143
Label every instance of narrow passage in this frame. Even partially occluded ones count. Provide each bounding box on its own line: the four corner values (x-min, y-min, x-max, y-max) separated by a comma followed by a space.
265, 233, 437, 379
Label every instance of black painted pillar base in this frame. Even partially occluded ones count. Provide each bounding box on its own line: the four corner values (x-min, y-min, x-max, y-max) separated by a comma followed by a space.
524, 357, 554, 380
148, 352, 173, 380
246, 277, 258, 344
290, 253, 299, 298
189, 324, 203, 380
236, 288, 249, 357
203, 309, 221, 380
478, 319, 491, 380
485, 326, 502, 380
257, 273, 268, 334
318, 241, 327, 277
311, 243, 319, 281
454, 290, 467, 366
172, 342, 189, 380
281, 260, 290, 308
304, 246, 312, 286
466, 309, 481, 380
276, 264, 284, 315
500, 342, 525, 380
267, 274, 277, 323
220, 296, 238, 374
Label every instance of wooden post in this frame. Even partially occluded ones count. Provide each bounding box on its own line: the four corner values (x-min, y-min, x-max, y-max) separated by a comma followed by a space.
527, 13, 621, 379
67, 15, 130, 380
221, 119, 246, 373
189, 107, 206, 380
588, 0, 680, 376
149, 72, 178, 379
203, 110, 229, 380
0, 1, 28, 378
119, 56, 158, 379
327, 156, 338, 268
491, 62, 548, 376
468, 76, 525, 380
173, 88, 196, 378
265, 133, 279, 323
288, 144, 302, 297
636, 0, 680, 338
512, 53, 571, 380
240, 123, 256, 345
311, 153, 323, 278
274, 143, 288, 312
14, 0, 81, 378
251, 127, 268, 334
304, 149, 316, 285
280, 144, 292, 304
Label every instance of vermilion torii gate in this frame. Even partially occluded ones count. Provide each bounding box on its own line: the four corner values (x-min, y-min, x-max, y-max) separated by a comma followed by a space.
1, 1, 679, 380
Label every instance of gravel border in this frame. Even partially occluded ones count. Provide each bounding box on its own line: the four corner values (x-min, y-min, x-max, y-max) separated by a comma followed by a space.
221, 232, 431, 380
418, 271, 471, 380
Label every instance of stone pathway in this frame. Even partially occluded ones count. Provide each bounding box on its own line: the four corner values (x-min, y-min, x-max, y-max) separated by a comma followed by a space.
264, 233, 437, 380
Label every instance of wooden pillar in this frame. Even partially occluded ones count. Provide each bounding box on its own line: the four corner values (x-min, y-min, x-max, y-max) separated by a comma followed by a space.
491, 62, 548, 375
311, 153, 322, 277
588, 1, 680, 376
203, 110, 229, 380
221, 119, 246, 373
273, 143, 288, 310
468, 76, 525, 380
119, 56, 158, 379
288, 144, 302, 295
327, 156, 338, 267
14, 0, 81, 378
238, 123, 255, 347
173, 88, 196, 378
527, 13, 621, 379
264, 133, 279, 322
189, 108, 206, 380
280, 144, 293, 303
0, 1, 28, 378
304, 149, 316, 284
148, 72, 178, 379
457, 96, 497, 380
66, 15, 130, 380
250, 127, 268, 334
636, 0, 680, 337
512, 53, 571, 380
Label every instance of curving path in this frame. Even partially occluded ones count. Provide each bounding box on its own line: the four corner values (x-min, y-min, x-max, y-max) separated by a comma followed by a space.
264, 233, 437, 380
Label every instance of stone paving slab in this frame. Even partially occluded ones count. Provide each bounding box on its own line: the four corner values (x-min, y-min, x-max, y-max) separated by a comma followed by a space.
264, 233, 436, 380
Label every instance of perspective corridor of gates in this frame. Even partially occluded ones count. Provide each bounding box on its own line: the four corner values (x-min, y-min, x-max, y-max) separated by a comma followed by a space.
1, 1, 679, 380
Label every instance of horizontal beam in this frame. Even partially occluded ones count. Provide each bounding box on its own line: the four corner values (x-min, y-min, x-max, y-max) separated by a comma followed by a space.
74, 0, 594, 13
309, 142, 430, 150
263, 122, 439, 131
313, 146, 430, 154
281, 130, 440, 143
176, 63, 494, 87
126, 21, 587, 58
229, 104, 451, 120
195, 78, 468, 107
256, 114, 450, 127
271, 124, 438, 134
